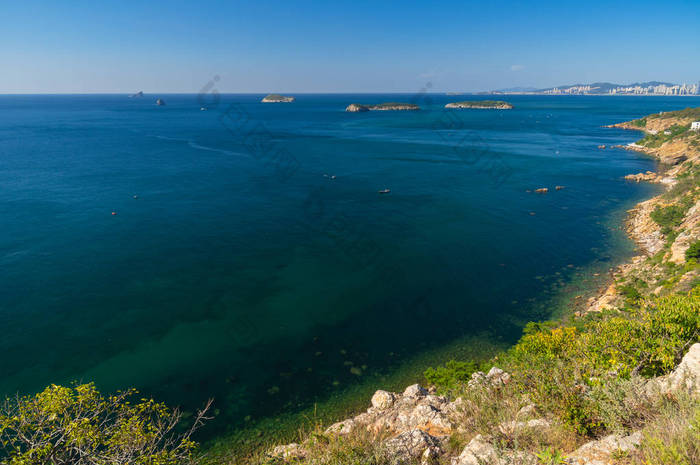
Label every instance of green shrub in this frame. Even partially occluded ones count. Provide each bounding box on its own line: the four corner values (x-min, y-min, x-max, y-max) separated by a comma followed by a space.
0, 383, 210, 465
499, 290, 700, 436
424, 360, 481, 394
685, 240, 700, 261
650, 204, 687, 234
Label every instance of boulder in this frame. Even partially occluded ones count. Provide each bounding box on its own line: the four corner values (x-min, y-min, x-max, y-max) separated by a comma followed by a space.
372, 390, 396, 410
486, 367, 511, 385
384, 429, 440, 464
403, 384, 429, 398
270, 443, 306, 461
567, 432, 641, 465
452, 435, 536, 465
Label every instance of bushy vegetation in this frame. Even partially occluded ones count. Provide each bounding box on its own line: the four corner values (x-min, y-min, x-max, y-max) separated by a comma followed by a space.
657, 107, 700, 121
637, 124, 690, 148
0, 383, 211, 465
636, 391, 700, 465
423, 360, 482, 395
685, 240, 700, 261
428, 290, 699, 440
632, 117, 647, 128
650, 203, 689, 234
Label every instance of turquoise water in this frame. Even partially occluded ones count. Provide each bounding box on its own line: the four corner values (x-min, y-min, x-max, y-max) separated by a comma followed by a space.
0, 94, 691, 434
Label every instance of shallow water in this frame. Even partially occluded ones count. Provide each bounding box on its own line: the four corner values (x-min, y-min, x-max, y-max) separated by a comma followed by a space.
0, 93, 689, 434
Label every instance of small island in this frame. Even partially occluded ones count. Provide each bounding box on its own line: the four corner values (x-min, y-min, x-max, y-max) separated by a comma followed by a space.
346, 102, 420, 112
262, 94, 295, 103
445, 100, 513, 109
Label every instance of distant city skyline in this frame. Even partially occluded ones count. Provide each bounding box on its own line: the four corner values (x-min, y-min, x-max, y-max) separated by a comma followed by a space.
1, 0, 699, 94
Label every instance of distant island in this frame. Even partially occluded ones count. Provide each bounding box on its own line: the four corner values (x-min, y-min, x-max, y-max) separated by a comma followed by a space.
445, 100, 513, 109
488, 81, 699, 96
346, 102, 420, 112
262, 94, 295, 103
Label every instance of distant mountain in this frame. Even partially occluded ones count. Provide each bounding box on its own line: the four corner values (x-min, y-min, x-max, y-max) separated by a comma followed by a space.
491, 86, 539, 93
489, 81, 698, 96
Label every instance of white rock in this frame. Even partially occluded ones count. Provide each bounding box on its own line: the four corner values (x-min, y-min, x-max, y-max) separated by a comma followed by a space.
567, 432, 641, 465
384, 429, 439, 463
325, 419, 356, 435
498, 418, 550, 436
486, 366, 511, 385
270, 443, 305, 460
662, 343, 700, 395
403, 384, 429, 398
372, 390, 396, 410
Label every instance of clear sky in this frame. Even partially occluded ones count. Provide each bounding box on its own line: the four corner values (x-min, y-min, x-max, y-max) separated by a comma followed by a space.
1, 0, 699, 93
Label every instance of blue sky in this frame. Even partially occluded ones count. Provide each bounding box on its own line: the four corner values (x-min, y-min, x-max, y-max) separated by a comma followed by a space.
1, 0, 699, 93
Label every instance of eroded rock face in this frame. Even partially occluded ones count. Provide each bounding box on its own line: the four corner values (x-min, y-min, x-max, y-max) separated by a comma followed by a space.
658, 343, 700, 395
567, 432, 641, 465
669, 200, 700, 264
626, 197, 665, 255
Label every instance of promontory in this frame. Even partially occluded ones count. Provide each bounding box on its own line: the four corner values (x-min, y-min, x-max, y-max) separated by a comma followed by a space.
262, 94, 295, 103
445, 100, 513, 109
346, 102, 420, 112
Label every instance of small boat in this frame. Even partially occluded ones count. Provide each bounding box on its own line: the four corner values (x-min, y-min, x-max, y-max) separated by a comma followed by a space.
378, 188, 391, 194
200, 107, 207, 111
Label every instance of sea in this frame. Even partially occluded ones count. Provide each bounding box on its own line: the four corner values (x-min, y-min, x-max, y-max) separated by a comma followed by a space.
0, 93, 694, 439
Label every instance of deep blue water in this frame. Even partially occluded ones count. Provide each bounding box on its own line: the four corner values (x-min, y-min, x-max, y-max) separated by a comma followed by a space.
0, 93, 692, 433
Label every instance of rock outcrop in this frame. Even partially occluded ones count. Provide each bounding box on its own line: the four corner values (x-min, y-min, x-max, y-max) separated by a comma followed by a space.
262, 94, 295, 103
566, 432, 642, 465
654, 343, 700, 395
346, 103, 420, 112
